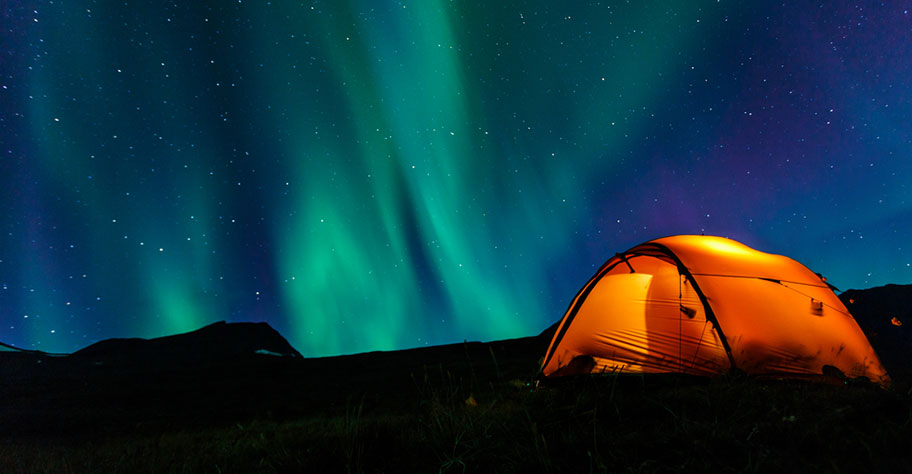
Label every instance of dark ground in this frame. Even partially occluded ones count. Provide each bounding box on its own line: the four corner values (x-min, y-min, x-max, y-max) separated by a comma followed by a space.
2, 285, 912, 473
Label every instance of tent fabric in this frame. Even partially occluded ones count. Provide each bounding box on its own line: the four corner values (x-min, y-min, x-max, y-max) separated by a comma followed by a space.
541, 235, 890, 386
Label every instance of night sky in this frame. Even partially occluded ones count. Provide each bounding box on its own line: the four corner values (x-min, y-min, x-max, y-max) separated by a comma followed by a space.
2, 1, 911, 355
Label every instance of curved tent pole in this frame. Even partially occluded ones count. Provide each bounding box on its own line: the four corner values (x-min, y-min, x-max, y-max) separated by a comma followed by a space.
542, 242, 739, 374
641, 242, 738, 371
616, 253, 636, 273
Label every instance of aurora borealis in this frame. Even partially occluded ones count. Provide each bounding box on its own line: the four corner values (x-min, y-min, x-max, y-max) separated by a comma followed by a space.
2, 1, 911, 355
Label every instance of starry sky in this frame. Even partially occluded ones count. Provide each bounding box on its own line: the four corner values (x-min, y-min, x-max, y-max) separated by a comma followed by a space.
2, 1, 911, 355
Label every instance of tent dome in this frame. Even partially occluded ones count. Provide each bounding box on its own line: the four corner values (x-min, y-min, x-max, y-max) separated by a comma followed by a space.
541, 235, 889, 386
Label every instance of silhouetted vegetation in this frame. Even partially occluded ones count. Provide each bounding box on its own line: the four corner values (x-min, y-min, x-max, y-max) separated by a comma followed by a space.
3, 353, 911, 473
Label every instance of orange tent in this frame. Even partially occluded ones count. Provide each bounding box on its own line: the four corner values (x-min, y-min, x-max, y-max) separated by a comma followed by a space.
541, 235, 889, 386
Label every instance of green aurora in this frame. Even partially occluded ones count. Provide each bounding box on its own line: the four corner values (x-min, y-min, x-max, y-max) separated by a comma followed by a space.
2, 1, 910, 354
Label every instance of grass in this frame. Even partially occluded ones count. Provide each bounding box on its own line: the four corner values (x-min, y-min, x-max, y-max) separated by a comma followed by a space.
3, 366, 912, 474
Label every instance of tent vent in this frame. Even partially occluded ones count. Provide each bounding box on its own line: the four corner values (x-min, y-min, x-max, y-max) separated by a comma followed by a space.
680, 306, 697, 319
810, 299, 824, 316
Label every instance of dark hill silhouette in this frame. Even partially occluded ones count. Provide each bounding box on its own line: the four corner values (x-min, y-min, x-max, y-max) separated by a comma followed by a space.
70, 321, 301, 370
0, 341, 28, 352
841, 284, 912, 383
0, 320, 548, 437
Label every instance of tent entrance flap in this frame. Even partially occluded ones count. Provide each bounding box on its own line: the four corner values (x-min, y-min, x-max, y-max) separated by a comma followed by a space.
544, 270, 729, 377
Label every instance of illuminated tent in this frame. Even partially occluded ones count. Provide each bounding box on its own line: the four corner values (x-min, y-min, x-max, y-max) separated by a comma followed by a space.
541, 235, 889, 386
